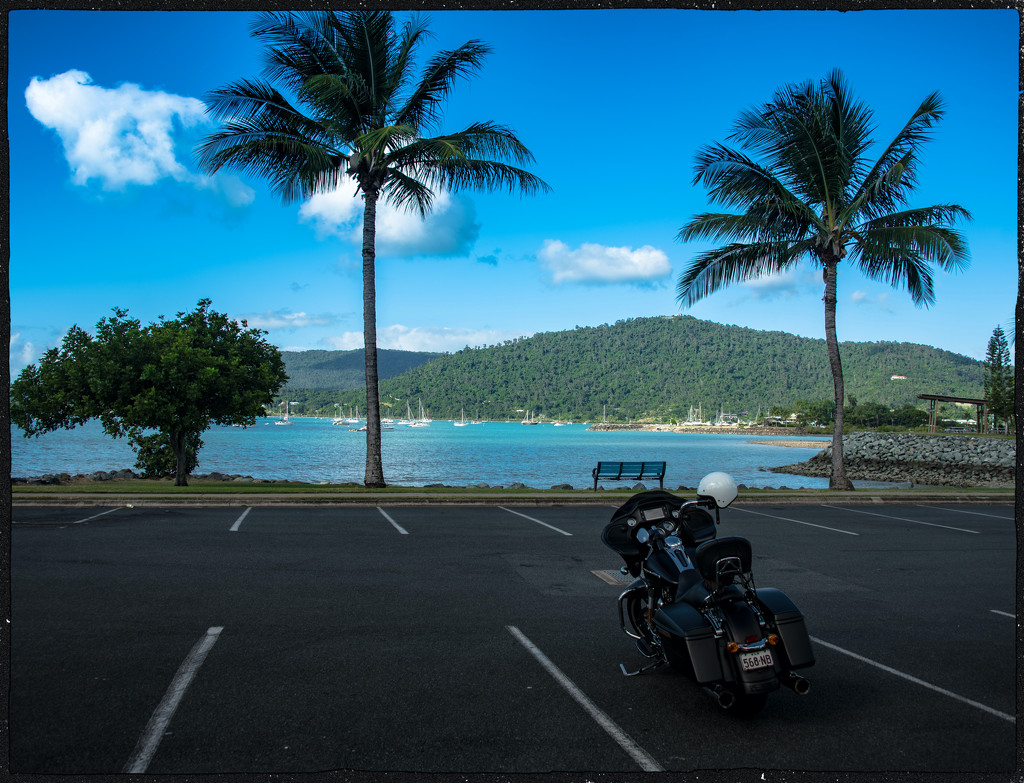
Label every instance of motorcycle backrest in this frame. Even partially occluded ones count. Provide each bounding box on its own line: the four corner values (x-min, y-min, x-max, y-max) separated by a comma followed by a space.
679, 507, 717, 546
694, 536, 752, 587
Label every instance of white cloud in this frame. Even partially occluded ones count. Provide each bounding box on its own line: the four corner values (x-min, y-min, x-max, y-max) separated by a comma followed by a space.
740, 266, 807, 300
851, 290, 893, 312
25, 69, 207, 190
298, 187, 363, 239
9, 332, 38, 375
298, 181, 480, 257
323, 324, 530, 353
242, 309, 336, 330
539, 240, 672, 284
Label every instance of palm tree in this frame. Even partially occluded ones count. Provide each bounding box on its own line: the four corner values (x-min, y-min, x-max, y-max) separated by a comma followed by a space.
676, 69, 970, 490
196, 10, 549, 487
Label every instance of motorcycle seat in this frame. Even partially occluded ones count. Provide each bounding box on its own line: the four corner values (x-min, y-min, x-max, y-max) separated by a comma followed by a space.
709, 584, 746, 603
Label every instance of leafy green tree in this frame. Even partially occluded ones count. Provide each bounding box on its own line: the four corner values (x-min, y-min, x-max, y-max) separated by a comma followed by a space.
196, 10, 548, 487
10, 300, 287, 486
984, 325, 1014, 432
131, 430, 201, 478
676, 69, 971, 490
793, 399, 836, 427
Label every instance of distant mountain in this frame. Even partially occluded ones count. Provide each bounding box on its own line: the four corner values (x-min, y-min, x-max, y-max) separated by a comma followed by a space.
280, 348, 441, 390
282, 316, 986, 420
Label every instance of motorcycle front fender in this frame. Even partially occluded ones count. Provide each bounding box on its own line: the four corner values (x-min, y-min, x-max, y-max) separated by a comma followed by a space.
617, 578, 648, 641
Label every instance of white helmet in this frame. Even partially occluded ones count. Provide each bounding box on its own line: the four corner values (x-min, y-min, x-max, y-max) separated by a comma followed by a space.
697, 472, 738, 508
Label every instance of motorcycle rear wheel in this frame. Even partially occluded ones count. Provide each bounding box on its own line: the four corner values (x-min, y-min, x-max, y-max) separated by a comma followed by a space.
725, 691, 768, 719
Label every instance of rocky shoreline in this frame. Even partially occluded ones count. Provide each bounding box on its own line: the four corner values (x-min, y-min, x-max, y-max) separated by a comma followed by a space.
770, 431, 1016, 488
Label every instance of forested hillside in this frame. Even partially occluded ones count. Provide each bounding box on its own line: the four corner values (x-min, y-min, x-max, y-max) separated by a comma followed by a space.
282, 315, 986, 421
280, 348, 440, 390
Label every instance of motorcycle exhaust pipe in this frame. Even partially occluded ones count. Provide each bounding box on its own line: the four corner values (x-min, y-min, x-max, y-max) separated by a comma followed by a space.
781, 672, 810, 695
703, 685, 736, 709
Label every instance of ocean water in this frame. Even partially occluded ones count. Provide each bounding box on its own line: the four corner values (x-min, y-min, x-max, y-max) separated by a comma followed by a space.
10, 419, 896, 489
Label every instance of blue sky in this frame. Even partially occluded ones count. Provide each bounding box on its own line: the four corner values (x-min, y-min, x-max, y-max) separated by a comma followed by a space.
8, 8, 1019, 379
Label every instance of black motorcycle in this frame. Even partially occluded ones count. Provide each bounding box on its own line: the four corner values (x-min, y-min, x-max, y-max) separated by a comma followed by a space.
601, 472, 814, 718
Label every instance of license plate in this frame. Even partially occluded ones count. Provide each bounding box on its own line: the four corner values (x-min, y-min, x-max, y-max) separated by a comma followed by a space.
739, 649, 774, 671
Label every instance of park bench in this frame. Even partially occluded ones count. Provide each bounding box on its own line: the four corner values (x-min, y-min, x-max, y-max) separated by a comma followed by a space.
592, 461, 666, 490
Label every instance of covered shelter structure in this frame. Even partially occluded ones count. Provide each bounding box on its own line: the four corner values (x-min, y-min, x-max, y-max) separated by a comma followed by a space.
917, 394, 989, 434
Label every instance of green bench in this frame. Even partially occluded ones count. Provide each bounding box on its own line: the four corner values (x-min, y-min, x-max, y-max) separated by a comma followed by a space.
592, 461, 666, 490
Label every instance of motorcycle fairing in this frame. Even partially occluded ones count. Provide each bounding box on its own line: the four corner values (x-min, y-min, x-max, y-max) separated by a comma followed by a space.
602, 491, 721, 577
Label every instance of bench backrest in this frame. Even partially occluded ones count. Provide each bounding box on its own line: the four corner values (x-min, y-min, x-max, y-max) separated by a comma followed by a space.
595, 461, 666, 478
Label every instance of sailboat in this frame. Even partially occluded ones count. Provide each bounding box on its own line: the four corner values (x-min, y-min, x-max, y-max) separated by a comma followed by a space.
409, 398, 430, 427
454, 408, 469, 427
275, 401, 294, 425
521, 410, 539, 425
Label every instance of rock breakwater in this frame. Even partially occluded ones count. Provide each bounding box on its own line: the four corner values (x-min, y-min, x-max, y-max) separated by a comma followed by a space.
771, 431, 1015, 488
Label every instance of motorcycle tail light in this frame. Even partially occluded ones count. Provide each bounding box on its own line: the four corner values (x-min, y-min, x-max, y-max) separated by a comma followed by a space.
768, 634, 779, 646
726, 642, 739, 653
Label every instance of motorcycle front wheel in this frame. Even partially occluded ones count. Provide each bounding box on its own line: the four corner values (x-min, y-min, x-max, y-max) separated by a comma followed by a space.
624, 592, 658, 649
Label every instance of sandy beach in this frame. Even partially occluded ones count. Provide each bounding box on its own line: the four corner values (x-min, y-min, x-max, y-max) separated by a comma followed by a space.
748, 439, 830, 449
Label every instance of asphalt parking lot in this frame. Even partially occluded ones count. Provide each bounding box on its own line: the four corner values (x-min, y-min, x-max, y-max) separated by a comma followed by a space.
10, 501, 1017, 774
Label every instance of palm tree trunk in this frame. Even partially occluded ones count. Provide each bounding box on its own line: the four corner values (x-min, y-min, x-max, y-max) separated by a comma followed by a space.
823, 260, 854, 490
361, 187, 386, 488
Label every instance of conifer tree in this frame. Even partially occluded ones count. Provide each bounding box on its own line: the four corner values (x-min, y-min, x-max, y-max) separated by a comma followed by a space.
983, 325, 1014, 432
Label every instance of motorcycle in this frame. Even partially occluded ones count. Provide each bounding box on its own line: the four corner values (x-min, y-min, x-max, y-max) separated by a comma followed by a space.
601, 472, 814, 718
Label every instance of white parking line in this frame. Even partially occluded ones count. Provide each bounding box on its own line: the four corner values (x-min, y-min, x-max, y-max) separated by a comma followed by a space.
499, 507, 573, 536
229, 507, 251, 532
506, 626, 663, 772
378, 507, 409, 535
810, 636, 1014, 724
731, 506, 858, 536
990, 609, 1016, 619
822, 505, 979, 534
124, 626, 224, 773
71, 508, 122, 525
914, 505, 1014, 521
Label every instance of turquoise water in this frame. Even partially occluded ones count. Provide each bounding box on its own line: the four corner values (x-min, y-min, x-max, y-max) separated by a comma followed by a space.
12, 419, 893, 489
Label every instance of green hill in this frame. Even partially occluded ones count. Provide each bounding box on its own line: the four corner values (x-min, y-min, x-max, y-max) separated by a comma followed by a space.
280, 348, 441, 390
281, 315, 986, 421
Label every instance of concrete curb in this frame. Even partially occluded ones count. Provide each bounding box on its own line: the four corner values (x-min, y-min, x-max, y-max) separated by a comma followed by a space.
11, 490, 1016, 508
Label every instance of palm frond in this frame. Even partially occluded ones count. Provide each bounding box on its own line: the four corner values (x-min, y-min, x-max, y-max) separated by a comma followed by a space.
678, 207, 811, 246
692, 143, 817, 225
851, 208, 971, 305
853, 90, 945, 215
397, 40, 491, 132
675, 240, 813, 308
381, 167, 435, 215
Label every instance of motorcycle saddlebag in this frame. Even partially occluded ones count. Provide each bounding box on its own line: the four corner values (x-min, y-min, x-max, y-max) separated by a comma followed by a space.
653, 601, 723, 684
754, 588, 815, 669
